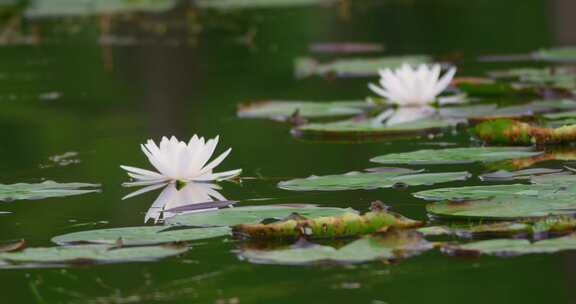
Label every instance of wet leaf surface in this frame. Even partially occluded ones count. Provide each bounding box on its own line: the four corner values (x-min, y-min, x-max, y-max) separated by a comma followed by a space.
237, 100, 368, 120
534, 47, 576, 62
294, 116, 460, 138
0, 243, 187, 267
0, 181, 100, 202
239, 230, 433, 265
479, 168, 563, 181
52, 226, 231, 246
165, 205, 355, 227
279, 170, 469, 191
233, 202, 422, 240
443, 233, 576, 256
26, 0, 177, 17
371, 147, 541, 165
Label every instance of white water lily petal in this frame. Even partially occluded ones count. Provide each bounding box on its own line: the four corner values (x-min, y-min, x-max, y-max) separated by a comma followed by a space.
369, 63, 457, 106
122, 182, 168, 200
193, 169, 243, 182
121, 135, 241, 184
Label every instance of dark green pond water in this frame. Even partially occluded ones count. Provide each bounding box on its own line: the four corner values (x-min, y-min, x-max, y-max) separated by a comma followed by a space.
1, 0, 575, 303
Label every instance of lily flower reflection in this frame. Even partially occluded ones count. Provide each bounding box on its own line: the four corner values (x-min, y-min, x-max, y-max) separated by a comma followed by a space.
372, 106, 436, 126
123, 182, 233, 223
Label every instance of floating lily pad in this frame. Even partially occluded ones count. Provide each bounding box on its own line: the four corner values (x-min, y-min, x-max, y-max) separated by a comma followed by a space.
425, 194, 576, 220
295, 55, 431, 78
415, 183, 547, 201
237, 101, 368, 120
443, 233, 576, 256
25, 0, 177, 17
295, 116, 461, 138
165, 205, 354, 227
0, 181, 100, 202
239, 231, 433, 265
196, 0, 336, 10
52, 226, 230, 246
417, 172, 576, 219
371, 147, 541, 165
479, 168, 563, 181
278, 170, 469, 191
534, 47, 576, 62
420, 217, 576, 239
462, 99, 576, 120
0, 243, 187, 267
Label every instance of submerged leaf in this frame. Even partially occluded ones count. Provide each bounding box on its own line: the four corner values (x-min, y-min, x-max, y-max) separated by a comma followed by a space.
278, 170, 470, 191
371, 147, 541, 165
239, 230, 433, 265
52, 226, 230, 246
165, 205, 354, 227
0, 181, 99, 202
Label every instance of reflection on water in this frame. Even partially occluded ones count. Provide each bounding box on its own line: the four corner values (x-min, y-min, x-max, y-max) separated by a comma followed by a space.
373, 106, 436, 126
124, 182, 232, 223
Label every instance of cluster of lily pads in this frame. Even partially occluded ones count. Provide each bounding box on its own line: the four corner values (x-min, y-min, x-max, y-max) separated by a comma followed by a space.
3, 45, 576, 267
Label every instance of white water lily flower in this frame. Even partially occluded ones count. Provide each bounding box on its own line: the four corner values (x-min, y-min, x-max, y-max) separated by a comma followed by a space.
121, 135, 241, 186
369, 63, 457, 106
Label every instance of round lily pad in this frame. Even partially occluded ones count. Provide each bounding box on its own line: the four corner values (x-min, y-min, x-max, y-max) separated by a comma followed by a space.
0, 181, 100, 202
278, 171, 470, 191
237, 101, 367, 120
371, 147, 542, 165
52, 226, 230, 246
0, 243, 187, 267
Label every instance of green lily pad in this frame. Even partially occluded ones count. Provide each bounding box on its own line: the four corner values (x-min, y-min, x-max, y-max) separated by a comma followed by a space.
443, 233, 576, 256
165, 205, 354, 227
196, 0, 335, 10
0, 181, 100, 202
419, 217, 576, 239
295, 55, 431, 78
534, 47, 576, 62
237, 101, 368, 120
25, 0, 177, 17
0, 243, 187, 267
371, 147, 541, 165
278, 170, 469, 191
479, 168, 563, 181
295, 117, 460, 138
426, 196, 576, 220
52, 226, 231, 246
460, 99, 576, 120
417, 172, 576, 219
239, 231, 433, 265
416, 171, 576, 201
